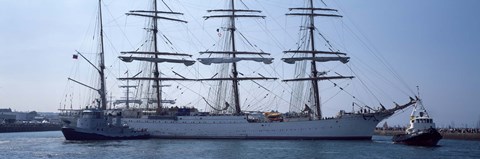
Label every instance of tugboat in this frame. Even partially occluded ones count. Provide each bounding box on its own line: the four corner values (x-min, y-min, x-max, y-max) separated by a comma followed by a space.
392, 87, 442, 146
61, 108, 150, 140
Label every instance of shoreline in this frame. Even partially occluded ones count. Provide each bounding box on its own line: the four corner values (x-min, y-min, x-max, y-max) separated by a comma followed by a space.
0, 123, 61, 133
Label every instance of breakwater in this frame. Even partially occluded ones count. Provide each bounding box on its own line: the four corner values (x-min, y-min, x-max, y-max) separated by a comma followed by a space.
0, 123, 61, 133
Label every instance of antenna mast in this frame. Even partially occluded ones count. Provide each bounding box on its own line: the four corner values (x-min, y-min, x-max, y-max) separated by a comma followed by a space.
98, 0, 107, 110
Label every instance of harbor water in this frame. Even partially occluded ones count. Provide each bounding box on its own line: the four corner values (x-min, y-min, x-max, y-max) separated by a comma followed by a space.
0, 131, 479, 159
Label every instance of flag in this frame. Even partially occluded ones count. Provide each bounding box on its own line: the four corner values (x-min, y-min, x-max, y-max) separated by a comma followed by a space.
217, 28, 222, 37
72, 54, 78, 59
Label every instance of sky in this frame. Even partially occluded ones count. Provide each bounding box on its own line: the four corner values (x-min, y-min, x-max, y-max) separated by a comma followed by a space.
0, 0, 479, 128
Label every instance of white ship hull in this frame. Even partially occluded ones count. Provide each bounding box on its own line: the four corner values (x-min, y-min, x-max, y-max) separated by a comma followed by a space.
123, 112, 393, 140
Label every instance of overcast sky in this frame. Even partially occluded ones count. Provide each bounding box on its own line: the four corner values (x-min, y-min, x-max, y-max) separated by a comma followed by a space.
1, 0, 479, 128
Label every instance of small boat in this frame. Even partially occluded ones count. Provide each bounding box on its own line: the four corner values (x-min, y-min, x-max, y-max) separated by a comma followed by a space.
62, 108, 150, 140
392, 88, 442, 146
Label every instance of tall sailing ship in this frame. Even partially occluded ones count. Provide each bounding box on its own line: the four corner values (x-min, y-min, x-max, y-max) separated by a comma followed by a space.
118, 0, 417, 139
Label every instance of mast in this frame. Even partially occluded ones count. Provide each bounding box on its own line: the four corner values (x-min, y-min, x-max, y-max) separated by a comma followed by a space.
229, 0, 241, 114
126, 79, 130, 108
308, 0, 321, 117
98, 0, 107, 110
120, 75, 134, 109
283, 0, 351, 119
118, 0, 194, 113
199, 0, 276, 115
152, 0, 162, 112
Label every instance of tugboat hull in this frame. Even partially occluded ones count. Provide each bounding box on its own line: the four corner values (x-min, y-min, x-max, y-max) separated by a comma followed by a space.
392, 128, 442, 146
62, 127, 150, 141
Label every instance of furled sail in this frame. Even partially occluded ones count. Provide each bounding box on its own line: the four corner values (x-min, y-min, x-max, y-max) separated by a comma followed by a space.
147, 99, 176, 104
113, 99, 142, 105
283, 50, 346, 55
282, 56, 350, 64
197, 57, 273, 65
200, 51, 270, 55
119, 56, 195, 66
